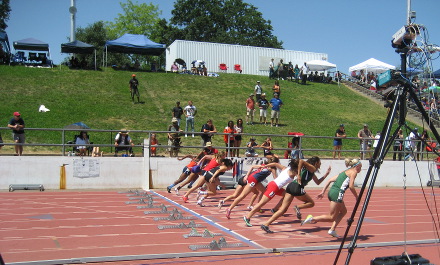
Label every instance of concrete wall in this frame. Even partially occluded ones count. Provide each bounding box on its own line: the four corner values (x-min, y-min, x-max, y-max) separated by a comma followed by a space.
0, 155, 435, 191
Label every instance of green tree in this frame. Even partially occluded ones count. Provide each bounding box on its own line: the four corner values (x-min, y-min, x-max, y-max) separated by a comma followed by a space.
105, 0, 164, 70
106, 0, 162, 39
0, 0, 11, 30
170, 0, 283, 48
72, 21, 129, 69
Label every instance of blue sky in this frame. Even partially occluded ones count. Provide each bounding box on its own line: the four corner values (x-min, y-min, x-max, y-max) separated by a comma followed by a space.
6, 0, 440, 73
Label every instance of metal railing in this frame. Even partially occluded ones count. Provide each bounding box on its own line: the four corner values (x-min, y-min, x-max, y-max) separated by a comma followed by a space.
0, 127, 436, 161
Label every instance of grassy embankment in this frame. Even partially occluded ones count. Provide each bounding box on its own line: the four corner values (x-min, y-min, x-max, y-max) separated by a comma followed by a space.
0, 65, 400, 157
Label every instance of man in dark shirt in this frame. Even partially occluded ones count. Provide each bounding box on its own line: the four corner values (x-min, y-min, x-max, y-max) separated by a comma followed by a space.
7, 111, 25, 156
172, 101, 184, 126
129, 74, 140, 103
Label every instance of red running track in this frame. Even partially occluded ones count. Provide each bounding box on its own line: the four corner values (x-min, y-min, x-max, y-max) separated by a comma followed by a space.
0, 188, 439, 264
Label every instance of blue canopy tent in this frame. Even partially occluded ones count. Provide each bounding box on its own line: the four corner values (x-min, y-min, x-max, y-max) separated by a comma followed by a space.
13, 37, 52, 67
104, 34, 166, 68
434, 69, 440, 79
61, 40, 97, 70
0, 30, 11, 63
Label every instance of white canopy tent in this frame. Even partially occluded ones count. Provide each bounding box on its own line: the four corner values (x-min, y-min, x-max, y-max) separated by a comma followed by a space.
306, 59, 337, 71
349, 58, 396, 74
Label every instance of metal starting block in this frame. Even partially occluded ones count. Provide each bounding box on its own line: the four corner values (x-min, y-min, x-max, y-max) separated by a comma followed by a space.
125, 198, 154, 205
144, 206, 180, 215
158, 220, 205, 230
183, 228, 222, 238
137, 202, 171, 209
189, 237, 246, 251
154, 212, 195, 221
9, 184, 44, 192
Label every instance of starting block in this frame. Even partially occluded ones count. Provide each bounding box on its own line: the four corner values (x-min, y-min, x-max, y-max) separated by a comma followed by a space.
125, 198, 153, 205
144, 206, 180, 215
183, 228, 222, 238
189, 237, 246, 251
9, 184, 44, 192
154, 212, 195, 221
158, 220, 205, 230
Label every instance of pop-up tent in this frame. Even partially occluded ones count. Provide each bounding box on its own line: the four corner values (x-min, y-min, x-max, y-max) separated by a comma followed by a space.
349, 58, 395, 74
13, 37, 49, 51
61, 40, 95, 54
61, 40, 96, 70
13, 37, 52, 67
104, 34, 166, 68
105, 34, 166, 55
434, 69, 440, 78
306, 59, 337, 71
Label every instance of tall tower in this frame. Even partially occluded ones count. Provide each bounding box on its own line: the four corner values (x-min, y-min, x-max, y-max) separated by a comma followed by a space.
69, 0, 77, 42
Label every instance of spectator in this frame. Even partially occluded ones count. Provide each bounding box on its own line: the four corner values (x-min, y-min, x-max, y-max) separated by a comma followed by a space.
294, 64, 300, 83
246, 94, 255, 125
234, 119, 244, 157
261, 137, 278, 158
287, 61, 294, 81
269, 58, 275, 79
373, 131, 381, 148
300, 62, 309, 85
393, 129, 404, 161
335, 71, 342, 82
333, 124, 346, 159
290, 136, 304, 160
171, 61, 179, 73
8, 111, 25, 156
254, 81, 263, 102
168, 118, 183, 157
269, 93, 283, 127
114, 129, 134, 157
245, 137, 259, 157
172, 101, 184, 126
200, 119, 217, 146
75, 131, 90, 157
258, 93, 269, 125
409, 128, 419, 160
184, 100, 197, 137
149, 133, 159, 157
277, 59, 284, 80
129, 74, 140, 103
202, 65, 208, 76
223, 120, 236, 157
272, 80, 281, 96
357, 124, 373, 159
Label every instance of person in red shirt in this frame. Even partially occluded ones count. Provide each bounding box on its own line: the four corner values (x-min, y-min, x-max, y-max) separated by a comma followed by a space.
246, 94, 255, 125
223, 120, 236, 157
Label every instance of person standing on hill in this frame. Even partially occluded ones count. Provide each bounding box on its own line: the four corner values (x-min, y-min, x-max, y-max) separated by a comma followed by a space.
8, 112, 25, 156
184, 101, 197, 137
269, 58, 275, 79
258, 93, 269, 125
129, 74, 140, 103
254, 81, 263, 102
300, 62, 309, 85
246, 94, 255, 125
172, 101, 184, 126
269, 93, 283, 127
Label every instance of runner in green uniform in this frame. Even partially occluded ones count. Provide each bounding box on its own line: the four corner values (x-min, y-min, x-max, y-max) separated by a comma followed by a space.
301, 158, 361, 238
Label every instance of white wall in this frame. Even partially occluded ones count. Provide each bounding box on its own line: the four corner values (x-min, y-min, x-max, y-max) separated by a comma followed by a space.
166, 40, 328, 76
0, 156, 435, 191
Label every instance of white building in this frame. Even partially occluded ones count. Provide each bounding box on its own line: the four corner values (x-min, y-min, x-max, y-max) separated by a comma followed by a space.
165, 40, 328, 76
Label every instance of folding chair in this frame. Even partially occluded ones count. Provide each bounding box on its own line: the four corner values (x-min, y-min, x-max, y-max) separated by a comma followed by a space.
234, 64, 242, 73
28, 52, 38, 63
219, 63, 228, 72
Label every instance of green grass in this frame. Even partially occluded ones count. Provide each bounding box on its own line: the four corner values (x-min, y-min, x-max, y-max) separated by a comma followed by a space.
0, 65, 410, 157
